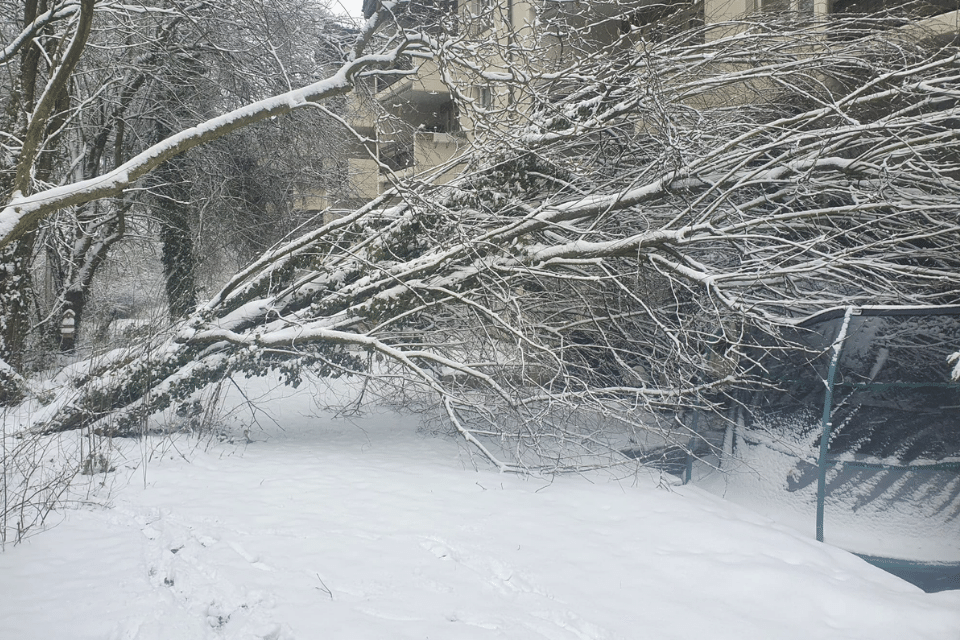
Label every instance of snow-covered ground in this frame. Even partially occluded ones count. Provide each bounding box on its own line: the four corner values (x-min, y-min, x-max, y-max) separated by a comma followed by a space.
2, 379, 959, 640
694, 433, 960, 565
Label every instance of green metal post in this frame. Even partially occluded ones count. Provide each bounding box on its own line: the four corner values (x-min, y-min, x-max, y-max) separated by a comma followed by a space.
684, 408, 700, 485
816, 306, 855, 543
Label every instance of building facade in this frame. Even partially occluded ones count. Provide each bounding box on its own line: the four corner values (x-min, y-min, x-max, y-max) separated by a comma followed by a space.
304, 0, 959, 215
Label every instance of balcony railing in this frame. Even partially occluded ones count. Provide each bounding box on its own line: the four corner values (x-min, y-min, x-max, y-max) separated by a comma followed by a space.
828, 1, 960, 42
378, 131, 466, 184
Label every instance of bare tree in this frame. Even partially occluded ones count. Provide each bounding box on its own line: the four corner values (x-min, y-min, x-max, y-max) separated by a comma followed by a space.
0, 0, 410, 400
0, 0, 93, 380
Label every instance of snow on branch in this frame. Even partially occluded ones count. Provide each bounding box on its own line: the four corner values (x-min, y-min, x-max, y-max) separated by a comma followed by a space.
0, 1, 412, 248
22, 12, 960, 470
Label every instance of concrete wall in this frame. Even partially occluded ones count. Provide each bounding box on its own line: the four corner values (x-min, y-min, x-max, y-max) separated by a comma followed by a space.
349, 158, 381, 201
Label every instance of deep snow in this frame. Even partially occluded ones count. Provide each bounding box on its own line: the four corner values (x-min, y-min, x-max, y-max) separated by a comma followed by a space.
1, 379, 959, 640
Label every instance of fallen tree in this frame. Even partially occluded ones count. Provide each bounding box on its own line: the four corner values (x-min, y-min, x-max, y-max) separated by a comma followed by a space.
15, 9, 960, 471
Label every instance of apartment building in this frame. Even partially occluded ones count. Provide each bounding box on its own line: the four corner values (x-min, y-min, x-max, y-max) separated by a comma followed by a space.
303, 0, 958, 215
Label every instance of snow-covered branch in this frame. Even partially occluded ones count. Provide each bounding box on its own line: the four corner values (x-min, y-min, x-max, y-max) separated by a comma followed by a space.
19, 9, 960, 470
0, 1, 411, 247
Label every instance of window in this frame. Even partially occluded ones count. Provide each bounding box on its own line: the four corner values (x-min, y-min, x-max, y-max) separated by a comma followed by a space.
476, 86, 493, 109
832, 0, 957, 17
757, 0, 790, 10
755, 0, 815, 14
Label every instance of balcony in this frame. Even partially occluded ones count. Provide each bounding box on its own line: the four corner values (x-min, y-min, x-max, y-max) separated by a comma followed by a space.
374, 59, 451, 111
363, 0, 457, 30
378, 131, 467, 189
828, 1, 960, 43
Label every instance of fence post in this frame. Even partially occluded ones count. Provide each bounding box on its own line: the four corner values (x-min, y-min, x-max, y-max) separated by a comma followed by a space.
816, 306, 855, 543
684, 408, 700, 485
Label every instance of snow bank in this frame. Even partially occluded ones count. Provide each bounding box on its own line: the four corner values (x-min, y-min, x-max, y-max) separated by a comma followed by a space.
0, 379, 957, 639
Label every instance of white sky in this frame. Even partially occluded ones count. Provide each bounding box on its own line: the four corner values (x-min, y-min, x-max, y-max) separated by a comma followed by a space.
330, 0, 365, 18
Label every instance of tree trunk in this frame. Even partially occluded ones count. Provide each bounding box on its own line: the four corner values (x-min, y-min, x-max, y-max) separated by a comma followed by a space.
0, 236, 36, 374
159, 192, 199, 319
153, 126, 198, 319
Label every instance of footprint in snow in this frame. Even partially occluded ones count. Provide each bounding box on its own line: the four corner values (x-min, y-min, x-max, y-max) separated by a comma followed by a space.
420, 538, 460, 562
192, 532, 219, 548
227, 540, 274, 571
140, 526, 160, 540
